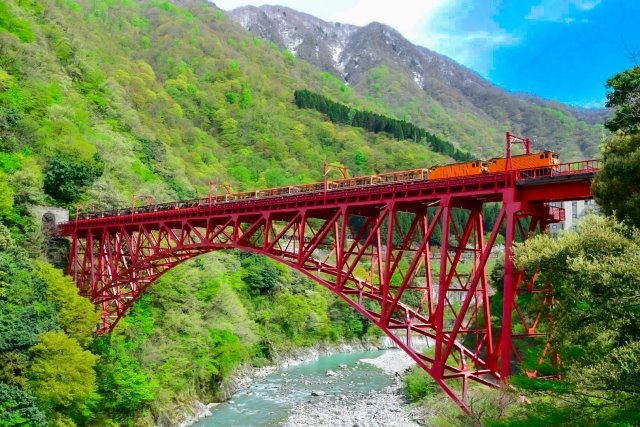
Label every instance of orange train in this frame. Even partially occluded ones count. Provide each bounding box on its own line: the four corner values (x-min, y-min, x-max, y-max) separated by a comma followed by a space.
76, 151, 560, 219
220, 150, 559, 201
429, 151, 559, 179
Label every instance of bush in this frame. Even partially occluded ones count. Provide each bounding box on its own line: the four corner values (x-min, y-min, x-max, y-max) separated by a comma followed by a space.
404, 367, 436, 402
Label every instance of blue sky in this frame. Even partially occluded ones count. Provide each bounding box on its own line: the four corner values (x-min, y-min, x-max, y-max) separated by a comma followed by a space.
213, 0, 640, 108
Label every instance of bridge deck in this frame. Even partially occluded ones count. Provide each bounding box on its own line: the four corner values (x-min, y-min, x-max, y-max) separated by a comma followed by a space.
60, 161, 598, 234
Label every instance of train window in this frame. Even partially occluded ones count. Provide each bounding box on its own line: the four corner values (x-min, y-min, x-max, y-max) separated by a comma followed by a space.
540, 154, 544, 159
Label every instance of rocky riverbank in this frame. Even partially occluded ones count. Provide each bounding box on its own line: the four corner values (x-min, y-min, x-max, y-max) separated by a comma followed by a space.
173, 337, 429, 427
284, 350, 421, 427
284, 384, 420, 427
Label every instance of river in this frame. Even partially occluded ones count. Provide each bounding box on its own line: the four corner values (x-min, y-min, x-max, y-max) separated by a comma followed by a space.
193, 350, 420, 427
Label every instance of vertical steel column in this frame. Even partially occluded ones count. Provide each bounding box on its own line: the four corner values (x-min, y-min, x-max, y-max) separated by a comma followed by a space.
433, 198, 451, 373
501, 187, 520, 380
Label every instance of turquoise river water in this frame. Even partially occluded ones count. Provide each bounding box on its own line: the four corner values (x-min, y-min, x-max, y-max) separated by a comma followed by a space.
193, 350, 395, 427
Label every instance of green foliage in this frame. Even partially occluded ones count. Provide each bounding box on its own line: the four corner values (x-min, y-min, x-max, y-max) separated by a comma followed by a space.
0, 1, 35, 42
507, 215, 640, 425
604, 66, 640, 134
593, 134, 640, 229
594, 66, 640, 228
293, 89, 473, 161
0, 382, 47, 427
281, 49, 296, 65
208, 328, 249, 379
0, 249, 56, 352
404, 367, 437, 401
0, 225, 13, 252
0, 174, 14, 218
92, 337, 157, 415
33, 262, 99, 347
27, 332, 98, 414
43, 155, 102, 204
241, 254, 279, 295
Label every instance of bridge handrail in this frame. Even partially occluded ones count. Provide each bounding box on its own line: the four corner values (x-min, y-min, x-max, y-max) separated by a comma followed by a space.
515, 159, 600, 180
62, 160, 599, 225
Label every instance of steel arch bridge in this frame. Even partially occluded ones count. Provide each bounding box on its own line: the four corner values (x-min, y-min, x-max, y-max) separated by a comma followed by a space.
58, 160, 598, 411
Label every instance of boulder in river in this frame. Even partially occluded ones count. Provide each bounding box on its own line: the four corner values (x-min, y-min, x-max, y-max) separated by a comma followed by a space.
311, 390, 326, 396
325, 369, 337, 377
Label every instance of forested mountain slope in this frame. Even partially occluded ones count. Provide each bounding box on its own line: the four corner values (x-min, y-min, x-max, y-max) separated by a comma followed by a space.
0, 0, 611, 425
231, 4, 607, 159
1, 0, 450, 212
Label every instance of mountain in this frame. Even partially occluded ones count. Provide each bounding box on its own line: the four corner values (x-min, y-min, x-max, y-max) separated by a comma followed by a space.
229, 5, 608, 159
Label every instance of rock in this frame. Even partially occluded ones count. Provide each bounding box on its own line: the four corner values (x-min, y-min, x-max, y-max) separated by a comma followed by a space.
339, 363, 348, 369
326, 369, 337, 377
311, 390, 326, 396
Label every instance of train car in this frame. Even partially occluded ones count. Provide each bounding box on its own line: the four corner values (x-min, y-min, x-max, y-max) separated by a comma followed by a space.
486, 151, 559, 173
327, 175, 377, 190
428, 160, 486, 180
292, 182, 324, 193
373, 168, 430, 183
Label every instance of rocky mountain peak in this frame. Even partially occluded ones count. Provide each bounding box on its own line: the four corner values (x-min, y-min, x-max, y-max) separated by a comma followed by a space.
226, 4, 606, 159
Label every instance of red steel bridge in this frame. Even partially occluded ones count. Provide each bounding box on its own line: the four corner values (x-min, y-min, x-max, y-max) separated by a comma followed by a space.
58, 158, 598, 412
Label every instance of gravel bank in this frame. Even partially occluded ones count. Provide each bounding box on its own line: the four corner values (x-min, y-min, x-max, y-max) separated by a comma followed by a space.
360, 350, 417, 375
283, 380, 420, 427
283, 351, 421, 427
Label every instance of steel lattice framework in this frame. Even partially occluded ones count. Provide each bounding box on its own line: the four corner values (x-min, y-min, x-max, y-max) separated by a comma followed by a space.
59, 161, 598, 411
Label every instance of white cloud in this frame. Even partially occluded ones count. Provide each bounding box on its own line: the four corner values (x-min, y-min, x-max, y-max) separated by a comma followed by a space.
423, 30, 520, 76
329, 0, 449, 45
575, 0, 602, 11
527, 5, 546, 20
525, 0, 602, 22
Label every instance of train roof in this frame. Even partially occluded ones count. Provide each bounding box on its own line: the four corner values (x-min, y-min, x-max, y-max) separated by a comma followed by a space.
487, 150, 558, 161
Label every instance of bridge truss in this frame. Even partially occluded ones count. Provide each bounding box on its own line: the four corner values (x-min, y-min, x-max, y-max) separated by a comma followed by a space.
60, 161, 597, 411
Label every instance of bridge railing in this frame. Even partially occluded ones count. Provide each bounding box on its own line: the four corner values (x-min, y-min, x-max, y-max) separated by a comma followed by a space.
66, 160, 600, 222
515, 159, 600, 180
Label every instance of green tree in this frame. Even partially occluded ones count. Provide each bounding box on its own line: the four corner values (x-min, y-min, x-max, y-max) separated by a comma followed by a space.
593, 66, 640, 228
0, 174, 14, 218
593, 133, 640, 227
0, 383, 47, 427
241, 254, 278, 295
506, 215, 640, 425
32, 262, 99, 347
0, 250, 56, 353
27, 332, 98, 415
604, 66, 640, 134
43, 155, 102, 205
93, 340, 157, 414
